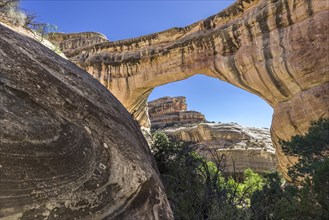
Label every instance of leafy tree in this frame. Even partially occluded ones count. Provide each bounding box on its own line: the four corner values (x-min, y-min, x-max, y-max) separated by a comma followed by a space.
249, 172, 285, 219
312, 158, 329, 218
152, 119, 328, 219
151, 132, 266, 219
280, 118, 329, 180
250, 118, 329, 220
250, 168, 328, 220
24, 17, 58, 38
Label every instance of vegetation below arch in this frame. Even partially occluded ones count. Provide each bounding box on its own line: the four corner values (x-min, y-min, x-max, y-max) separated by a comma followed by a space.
151, 118, 329, 219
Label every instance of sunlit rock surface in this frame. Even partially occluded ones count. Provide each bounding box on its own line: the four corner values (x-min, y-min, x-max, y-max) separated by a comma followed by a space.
48, 32, 108, 54
162, 123, 276, 173
148, 96, 205, 129
48, 0, 329, 178
0, 24, 173, 220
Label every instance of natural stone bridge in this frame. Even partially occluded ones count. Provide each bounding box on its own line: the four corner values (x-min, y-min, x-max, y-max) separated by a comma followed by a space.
49, 0, 329, 178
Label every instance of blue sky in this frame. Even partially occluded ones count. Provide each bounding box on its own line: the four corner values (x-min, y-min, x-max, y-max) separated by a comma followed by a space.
20, 0, 273, 128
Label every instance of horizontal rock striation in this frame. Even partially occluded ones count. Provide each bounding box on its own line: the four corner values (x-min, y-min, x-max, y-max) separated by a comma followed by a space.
150, 111, 206, 129
163, 123, 277, 173
48, 0, 329, 179
148, 96, 187, 116
47, 32, 108, 54
0, 24, 172, 219
148, 96, 205, 129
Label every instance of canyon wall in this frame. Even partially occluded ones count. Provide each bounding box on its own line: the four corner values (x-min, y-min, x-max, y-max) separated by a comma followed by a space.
148, 96, 205, 129
0, 24, 172, 219
48, 0, 329, 179
163, 123, 277, 174
148, 96, 187, 116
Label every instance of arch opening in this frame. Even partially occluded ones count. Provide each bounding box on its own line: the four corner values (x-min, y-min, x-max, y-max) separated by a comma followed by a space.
146, 74, 276, 174
148, 74, 273, 128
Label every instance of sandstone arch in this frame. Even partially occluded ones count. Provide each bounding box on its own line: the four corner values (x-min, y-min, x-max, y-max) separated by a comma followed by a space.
48, 0, 329, 178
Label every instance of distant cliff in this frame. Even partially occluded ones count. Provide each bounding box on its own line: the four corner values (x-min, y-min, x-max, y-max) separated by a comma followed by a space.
148, 96, 205, 129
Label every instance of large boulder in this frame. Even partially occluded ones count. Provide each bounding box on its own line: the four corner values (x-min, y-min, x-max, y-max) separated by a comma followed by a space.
0, 24, 172, 219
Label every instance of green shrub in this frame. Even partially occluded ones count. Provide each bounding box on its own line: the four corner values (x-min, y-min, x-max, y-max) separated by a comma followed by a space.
151, 132, 266, 219
250, 118, 329, 220
250, 164, 328, 220
280, 118, 329, 181
152, 118, 328, 219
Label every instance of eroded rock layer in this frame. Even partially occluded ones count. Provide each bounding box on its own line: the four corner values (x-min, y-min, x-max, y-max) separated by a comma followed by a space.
48, 32, 108, 54
148, 96, 205, 129
48, 0, 329, 178
148, 96, 187, 116
0, 24, 172, 220
162, 123, 276, 173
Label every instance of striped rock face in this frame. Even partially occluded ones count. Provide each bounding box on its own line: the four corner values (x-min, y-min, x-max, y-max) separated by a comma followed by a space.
48, 0, 329, 179
0, 24, 173, 219
162, 123, 277, 174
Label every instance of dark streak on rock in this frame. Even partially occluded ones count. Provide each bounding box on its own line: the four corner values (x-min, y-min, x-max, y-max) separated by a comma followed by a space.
181, 48, 185, 66
203, 18, 213, 30
304, 0, 314, 16
218, 28, 240, 56
249, 52, 274, 105
283, 0, 293, 26
209, 36, 218, 56
244, 20, 254, 42
125, 77, 130, 99
212, 60, 231, 83
275, 0, 285, 29
232, 23, 242, 51
217, 25, 262, 96
276, 0, 302, 89
149, 49, 156, 63
256, 5, 290, 97
228, 55, 262, 97
133, 88, 153, 120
